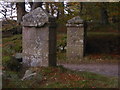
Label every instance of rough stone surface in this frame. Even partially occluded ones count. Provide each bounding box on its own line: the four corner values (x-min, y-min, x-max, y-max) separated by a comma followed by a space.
21, 70, 37, 81
67, 16, 83, 24
22, 7, 56, 67
14, 53, 22, 62
14, 53, 22, 59
22, 7, 54, 27
67, 16, 85, 60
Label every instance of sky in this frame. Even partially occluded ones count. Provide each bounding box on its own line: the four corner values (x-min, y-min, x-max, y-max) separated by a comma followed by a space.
0, 1, 32, 20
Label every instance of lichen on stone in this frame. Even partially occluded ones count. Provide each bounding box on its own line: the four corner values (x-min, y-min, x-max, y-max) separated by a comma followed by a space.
67, 16, 83, 24
22, 7, 53, 27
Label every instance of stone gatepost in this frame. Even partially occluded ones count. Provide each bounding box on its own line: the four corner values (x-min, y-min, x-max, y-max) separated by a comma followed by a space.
66, 16, 86, 60
22, 7, 56, 67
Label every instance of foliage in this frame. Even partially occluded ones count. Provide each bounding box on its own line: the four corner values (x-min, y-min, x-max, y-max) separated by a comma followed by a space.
1, 2, 120, 26
2, 56, 22, 71
1, 20, 19, 31
2, 34, 22, 56
2, 34, 22, 71
57, 34, 66, 50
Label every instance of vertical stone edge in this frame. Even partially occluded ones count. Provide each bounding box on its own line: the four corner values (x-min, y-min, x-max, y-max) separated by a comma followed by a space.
0, 20, 2, 90
83, 21, 87, 57
48, 17, 57, 66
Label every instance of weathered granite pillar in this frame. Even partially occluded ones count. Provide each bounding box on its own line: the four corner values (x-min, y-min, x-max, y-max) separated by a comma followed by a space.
66, 16, 86, 60
22, 7, 56, 67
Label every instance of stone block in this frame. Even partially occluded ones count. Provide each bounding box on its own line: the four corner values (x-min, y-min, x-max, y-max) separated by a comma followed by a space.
66, 16, 85, 60
22, 7, 56, 67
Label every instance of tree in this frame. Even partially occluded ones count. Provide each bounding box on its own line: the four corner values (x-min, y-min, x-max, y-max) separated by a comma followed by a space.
79, 2, 83, 16
45, 2, 49, 13
99, 3, 109, 25
31, 2, 42, 11
16, 2, 26, 25
0, 1, 17, 28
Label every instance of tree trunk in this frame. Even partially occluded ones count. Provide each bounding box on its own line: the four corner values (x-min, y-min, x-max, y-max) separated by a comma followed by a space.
79, 2, 83, 16
56, 9, 59, 19
31, 2, 42, 11
29, 2, 33, 9
16, 2, 26, 34
45, 2, 49, 13
59, 2, 64, 18
49, 3, 54, 16
100, 4, 109, 25
16, 2, 26, 24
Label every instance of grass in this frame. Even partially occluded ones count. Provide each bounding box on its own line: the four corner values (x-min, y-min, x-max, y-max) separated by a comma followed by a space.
2, 34, 22, 56
87, 32, 120, 37
57, 52, 119, 64
2, 34, 22, 44
2, 66, 118, 88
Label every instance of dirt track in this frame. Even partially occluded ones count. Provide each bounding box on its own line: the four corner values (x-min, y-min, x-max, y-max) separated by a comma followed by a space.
60, 63, 119, 77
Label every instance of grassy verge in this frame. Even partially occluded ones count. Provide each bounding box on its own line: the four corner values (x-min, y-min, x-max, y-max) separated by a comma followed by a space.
2, 34, 22, 56
57, 52, 119, 64
2, 66, 118, 88
87, 32, 120, 37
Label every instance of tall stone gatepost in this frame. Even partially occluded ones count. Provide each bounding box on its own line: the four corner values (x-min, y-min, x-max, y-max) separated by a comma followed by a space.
66, 16, 86, 61
22, 7, 56, 67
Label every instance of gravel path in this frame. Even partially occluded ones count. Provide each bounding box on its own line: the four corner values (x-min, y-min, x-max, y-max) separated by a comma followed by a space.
60, 63, 119, 77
